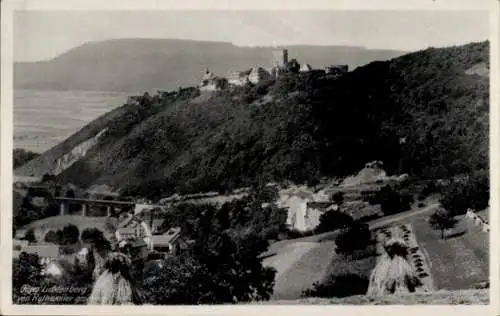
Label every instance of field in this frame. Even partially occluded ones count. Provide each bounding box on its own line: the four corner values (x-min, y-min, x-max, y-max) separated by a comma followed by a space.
263, 239, 338, 300
410, 213, 489, 290
14, 89, 129, 153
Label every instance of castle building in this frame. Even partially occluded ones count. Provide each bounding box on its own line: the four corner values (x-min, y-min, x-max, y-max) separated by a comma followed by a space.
300, 63, 313, 73
270, 49, 289, 79
272, 49, 289, 68
199, 69, 219, 91
227, 69, 252, 86
248, 67, 273, 84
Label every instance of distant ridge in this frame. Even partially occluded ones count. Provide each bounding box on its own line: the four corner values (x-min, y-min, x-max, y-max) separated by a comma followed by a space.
14, 38, 406, 92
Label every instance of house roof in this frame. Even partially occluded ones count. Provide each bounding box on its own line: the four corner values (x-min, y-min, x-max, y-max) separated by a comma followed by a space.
119, 238, 147, 249
307, 201, 335, 210
134, 204, 155, 215
151, 227, 182, 246
117, 227, 136, 235
300, 64, 313, 71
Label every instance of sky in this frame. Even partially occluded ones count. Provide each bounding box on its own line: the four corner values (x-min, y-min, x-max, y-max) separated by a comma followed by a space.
14, 10, 490, 62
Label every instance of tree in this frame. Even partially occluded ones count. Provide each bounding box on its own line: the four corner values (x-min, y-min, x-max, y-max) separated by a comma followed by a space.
373, 185, 413, 215
65, 189, 76, 198
59, 224, 80, 245
315, 211, 354, 234
12, 252, 43, 303
25, 228, 36, 243
41, 173, 57, 183
81, 228, 110, 251
13, 148, 40, 169
44, 230, 58, 243
335, 223, 373, 255
440, 170, 489, 215
429, 208, 458, 239
142, 230, 276, 304
332, 192, 344, 206
214, 77, 229, 90
286, 59, 301, 73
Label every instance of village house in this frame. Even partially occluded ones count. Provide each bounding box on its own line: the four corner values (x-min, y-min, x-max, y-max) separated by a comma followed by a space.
305, 201, 338, 229
115, 212, 153, 249
150, 227, 190, 256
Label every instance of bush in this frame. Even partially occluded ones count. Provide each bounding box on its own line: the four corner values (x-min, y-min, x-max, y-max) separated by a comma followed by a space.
12, 252, 43, 303
418, 181, 439, 201
58, 224, 80, 245
253, 185, 279, 203
13, 148, 40, 169
332, 192, 344, 205
286, 229, 314, 239
440, 170, 489, 215
25, 228, 36, 242
44, 230, 58, 243
302, 273, 369, 298
315, 211, 354, 234
335, 223, 373, 255
81, 228, 110, 251
60, 244, 80, 255
372, 185, 413, 215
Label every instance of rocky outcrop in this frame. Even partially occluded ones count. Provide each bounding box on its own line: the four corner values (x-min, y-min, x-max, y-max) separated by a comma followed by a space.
53, 129, 107, 175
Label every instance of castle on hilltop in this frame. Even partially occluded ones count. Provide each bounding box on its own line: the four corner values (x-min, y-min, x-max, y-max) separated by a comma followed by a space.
199, 48, 348, 91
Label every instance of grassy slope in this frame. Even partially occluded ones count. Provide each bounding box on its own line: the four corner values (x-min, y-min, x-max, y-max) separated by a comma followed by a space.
411, 214, 489, 290
269, 240, 338, 300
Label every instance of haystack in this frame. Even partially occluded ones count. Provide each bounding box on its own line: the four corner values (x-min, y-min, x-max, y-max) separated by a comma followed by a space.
87, 252, 142, 305
366, 238, 421, 297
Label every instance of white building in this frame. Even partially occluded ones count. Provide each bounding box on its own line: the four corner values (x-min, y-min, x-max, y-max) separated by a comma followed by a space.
115, 213, 153, 250
227, 69, 252, 86
300, 64, 313, 72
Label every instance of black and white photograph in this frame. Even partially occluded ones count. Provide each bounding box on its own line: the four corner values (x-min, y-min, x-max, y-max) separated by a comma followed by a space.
1, 0, 498, 315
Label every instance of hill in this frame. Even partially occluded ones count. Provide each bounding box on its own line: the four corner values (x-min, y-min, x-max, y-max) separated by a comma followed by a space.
15, 41, 489, 200
14, 38, 405, 92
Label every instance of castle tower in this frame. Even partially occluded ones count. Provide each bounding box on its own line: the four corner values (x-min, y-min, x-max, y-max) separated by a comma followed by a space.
272, 49, 289, 68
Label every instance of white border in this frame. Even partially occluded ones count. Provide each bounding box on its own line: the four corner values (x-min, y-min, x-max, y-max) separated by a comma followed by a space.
1, 0, 498, 315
